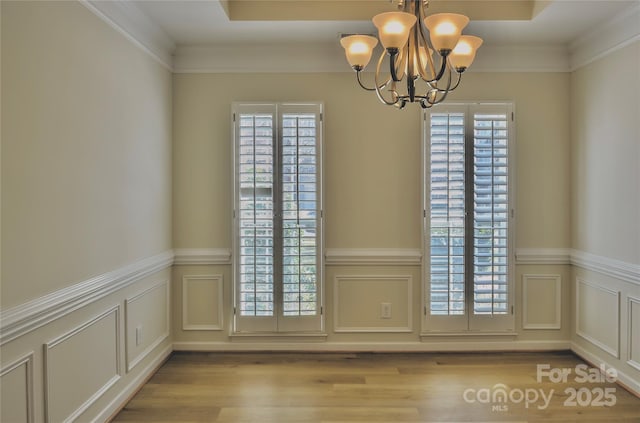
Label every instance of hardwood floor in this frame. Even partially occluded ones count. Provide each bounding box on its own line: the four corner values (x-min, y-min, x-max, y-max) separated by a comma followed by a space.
112, 351, 640, 422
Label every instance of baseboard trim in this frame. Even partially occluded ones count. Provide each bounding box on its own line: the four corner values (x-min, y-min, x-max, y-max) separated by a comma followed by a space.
571, 342, 640, 397
0, 251, 174, 346
173, 340, 571, 353
96, 343, 173, 423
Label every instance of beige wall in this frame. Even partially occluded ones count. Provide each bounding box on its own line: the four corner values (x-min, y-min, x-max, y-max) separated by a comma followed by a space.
570, 40, 640, 394
173, 71, 571, 251
1, 1, 173, 308
172, 71, 572, 345
571, 41, 640, 265
1, 2, 174, 421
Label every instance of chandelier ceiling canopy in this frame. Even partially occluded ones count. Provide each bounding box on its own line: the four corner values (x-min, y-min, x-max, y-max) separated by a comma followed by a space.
340, 0, 483, 109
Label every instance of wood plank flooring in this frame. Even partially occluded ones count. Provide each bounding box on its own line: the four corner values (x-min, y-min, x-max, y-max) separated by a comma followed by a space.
111, 351, 640, 422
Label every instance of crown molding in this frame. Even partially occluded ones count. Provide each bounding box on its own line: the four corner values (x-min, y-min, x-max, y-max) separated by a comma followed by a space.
77, 0, 638, 75
173, 43, 348, 73
173, 43, 571, 73
470, 45, 570, 73
80, 0, 175, 71
569, 2, 640, 71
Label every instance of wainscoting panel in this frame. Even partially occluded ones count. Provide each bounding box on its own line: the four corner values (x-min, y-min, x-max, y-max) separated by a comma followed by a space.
182, 275, 224, 331
628, 296, 640, 371
576, 278, 620, 358
522, 274, 561, 329
334, 275, 412, 332
0, 353, 34, 423
125, 280, 170, 372
44, 306, 121, 423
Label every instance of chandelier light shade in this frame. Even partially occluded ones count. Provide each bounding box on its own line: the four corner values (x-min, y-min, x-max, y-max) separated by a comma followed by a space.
372, 12, 417, 50
339, 35, 379, 69
449, 35, 483, 70
423, 13, 469, 53
340, 0, 482, 109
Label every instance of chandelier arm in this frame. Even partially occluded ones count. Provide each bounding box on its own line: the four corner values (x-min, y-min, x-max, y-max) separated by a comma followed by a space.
416, 1, 437, 81
389, 50, 401, 82
375, 49, 400, 106
444, 70, 463, 91
430, 61, 462, 93
422, 62, 454, 106
433, 53, 449, 82
355, 70, 390, 92
407, 74, 416, 102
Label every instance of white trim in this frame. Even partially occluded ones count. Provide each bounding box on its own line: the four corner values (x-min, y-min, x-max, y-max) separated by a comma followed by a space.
79, 0, 174, 71
325, 249, 422, 266
44, 306, 121, 423
420, 331, 518, 337
571, 249, 640, 286
182, 275, 225, 331
571, 342, 640, 397
173, 44, 571, 74
92, 344, 172, 423
628, 296, 640, 372
125, 280, 171, 372
515, 248, 572, 265
333, 275, 413, 333
575, 278, 620, 359
0, 352, 35, 423
0, 250, 174, 346
173, 340, 571, 352
469, 45, 570, 73
522, 274, 562, 330
569, 3, 640, 71
173, 248, 232, 265
515, 248, 640, 285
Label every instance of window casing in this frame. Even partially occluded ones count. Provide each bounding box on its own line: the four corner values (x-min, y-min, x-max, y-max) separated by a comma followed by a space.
232, 102, 323, 333
423, 103, 515, 333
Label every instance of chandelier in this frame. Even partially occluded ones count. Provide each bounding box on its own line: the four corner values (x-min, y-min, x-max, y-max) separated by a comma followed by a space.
340, 0, 482, 109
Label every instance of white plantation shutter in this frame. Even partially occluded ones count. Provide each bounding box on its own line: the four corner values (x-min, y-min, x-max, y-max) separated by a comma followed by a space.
233, 103, 323, 333
281, 113, 319, 317
238, 111, 275, 317
424, 103, 514, 332
429, 111, 466, 316
473, 111, 509, 315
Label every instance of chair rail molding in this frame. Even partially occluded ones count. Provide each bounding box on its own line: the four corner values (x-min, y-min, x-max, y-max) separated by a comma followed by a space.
515, 248, 572, 265
0, 250, 174, 346
325, 248, 422, 266
571, 249, 640, 286
173, 248, 232, 265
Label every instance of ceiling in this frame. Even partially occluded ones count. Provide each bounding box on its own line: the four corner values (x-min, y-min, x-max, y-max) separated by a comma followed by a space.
130, 0, 637, 48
